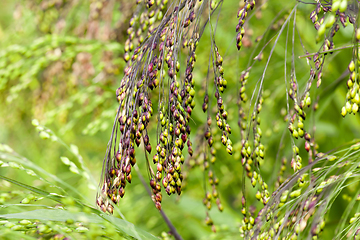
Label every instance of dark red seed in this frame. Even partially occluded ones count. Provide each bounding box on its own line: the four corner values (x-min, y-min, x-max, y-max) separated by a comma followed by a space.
166, 185, 171, 195
176, 186, 181, 195
181, 134, 187, 142
155, 192, 162, 202
119, 187, 125, 198
135, 138, 141, 146
305, 141, 310, 152
146, 144, 152, 153
125, 164, 131, 174
126, 173, 132, 183
175, 128, 181, 137
148, 63, 153, 73
186, 125, 191, 134
130, 157, 136, 166
144, 135, 149, 145
188, 146, 193, 156
189, 11, 195, 21
187, 105, 192, 114
187, 73, 193, 81
150, 179, 156, 188
115, 152, 121, 161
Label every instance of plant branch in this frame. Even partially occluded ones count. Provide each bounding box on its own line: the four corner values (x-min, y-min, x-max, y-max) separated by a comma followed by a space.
298, 44, 354, 58
134, 165, 184, 240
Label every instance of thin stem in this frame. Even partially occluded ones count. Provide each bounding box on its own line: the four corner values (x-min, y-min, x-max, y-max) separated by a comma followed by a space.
298, 44, 355, 58
134, 165, 184, 240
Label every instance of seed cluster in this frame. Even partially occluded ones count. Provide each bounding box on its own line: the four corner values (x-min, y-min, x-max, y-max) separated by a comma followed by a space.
240, 106, 271, 233
246, 140, 360, 240
312, 2, 349, 42
194, 45, 237, 227
212, 47, 233, 155
308, 1, 360, 118
306, 1, 357, 91
97, 0, 173, 213
93, 0, 360, 238
236, 1, 255, 50
287, 91, 312, 171
97, 0, 231, 214
237, 69, 250, 139
342, 50, 360, 116
202, 169, 222, 231
123, 0, 169, 63
233, 44, 283, 236
238, 2, 360, 237
246, 169, 334, 239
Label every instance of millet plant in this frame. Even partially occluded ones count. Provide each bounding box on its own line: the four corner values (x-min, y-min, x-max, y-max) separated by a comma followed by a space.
1, 0, 360, 239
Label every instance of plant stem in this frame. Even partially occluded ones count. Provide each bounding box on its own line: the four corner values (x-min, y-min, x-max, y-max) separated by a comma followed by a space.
134, 165, 184, 240
298, 44, 354, 58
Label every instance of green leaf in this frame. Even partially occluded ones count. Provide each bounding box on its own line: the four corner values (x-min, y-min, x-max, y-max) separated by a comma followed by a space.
0, 175, 97, 214
0, 175, 63, 204
0, 209, 158, 240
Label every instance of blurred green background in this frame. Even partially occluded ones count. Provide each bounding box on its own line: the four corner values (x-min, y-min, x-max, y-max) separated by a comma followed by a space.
0, 0, 360, 239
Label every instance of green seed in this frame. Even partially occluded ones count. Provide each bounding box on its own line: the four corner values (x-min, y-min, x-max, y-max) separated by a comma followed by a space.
292, 129, 299, 139
31, 119, 39, 126
20, 198, 30, 204
11, 225, 22, 231
9, 162, 20, 169
39, 131, 50, 139
297, 121, 304, 129
339, 0, 347, 12
249, 217, 255, 225
5, 222, 15, 228
325, 15, 335, 28
269, 228, 275, 237
19, 220, 31, 225
76, 226, 89, 232
298, 129, 304, 137
318, 24, 325, 37
290, 189, 301, 198
332, 0, 340, 11
37, 224, 49, 233
259, 149, 264, 158
341, 106, 347, 117
346, 101, 352, 112
246, 146, 252, 156
251, 177, 256, 187
354, 94, 360, 104
280, 194, 288, 203
352, 103, 359, 114
255, 191, 261, 200
349, 60, 355, 72
351, 143, 360, 150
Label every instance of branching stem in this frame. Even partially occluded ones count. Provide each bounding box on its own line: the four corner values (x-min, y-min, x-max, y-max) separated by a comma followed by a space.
134, 165, 184, 240
298, 44, 355, 58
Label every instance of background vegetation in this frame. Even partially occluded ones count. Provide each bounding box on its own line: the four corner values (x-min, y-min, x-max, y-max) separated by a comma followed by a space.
0, 0, 360, 239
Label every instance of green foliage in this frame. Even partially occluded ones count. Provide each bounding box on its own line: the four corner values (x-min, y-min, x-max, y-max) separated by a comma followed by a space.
1, 0, 360, 240
0, 126, 158, 239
